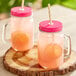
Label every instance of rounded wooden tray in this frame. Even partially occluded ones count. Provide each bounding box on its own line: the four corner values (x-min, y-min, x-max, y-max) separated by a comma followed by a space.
3, 45, 76, 76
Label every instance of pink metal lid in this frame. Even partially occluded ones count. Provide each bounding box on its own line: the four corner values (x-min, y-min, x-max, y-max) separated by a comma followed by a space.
11, 7, 32, 17
39, 20, 63, 32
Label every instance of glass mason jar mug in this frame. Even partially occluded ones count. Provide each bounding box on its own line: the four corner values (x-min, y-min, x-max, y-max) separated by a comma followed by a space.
2, 7, 34, 51
38, 20, 71, 69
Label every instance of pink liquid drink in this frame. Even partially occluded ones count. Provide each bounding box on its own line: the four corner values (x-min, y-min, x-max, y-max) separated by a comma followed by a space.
10, 7, 34, 51
38, 20, 71, 69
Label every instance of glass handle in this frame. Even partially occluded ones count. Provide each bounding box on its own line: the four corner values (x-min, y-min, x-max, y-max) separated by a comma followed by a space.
64, 34, 71, 59
2, 24, 9, 44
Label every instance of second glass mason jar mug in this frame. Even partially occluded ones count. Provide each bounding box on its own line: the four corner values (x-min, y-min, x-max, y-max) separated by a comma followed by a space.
38, 20, 71, 69
2, 7, 34, 51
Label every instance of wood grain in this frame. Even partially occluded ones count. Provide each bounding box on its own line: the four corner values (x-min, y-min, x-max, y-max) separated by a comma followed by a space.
3, 46, 76, 76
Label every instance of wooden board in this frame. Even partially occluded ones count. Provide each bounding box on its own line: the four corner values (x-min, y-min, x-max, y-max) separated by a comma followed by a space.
3, 45, 76, 76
